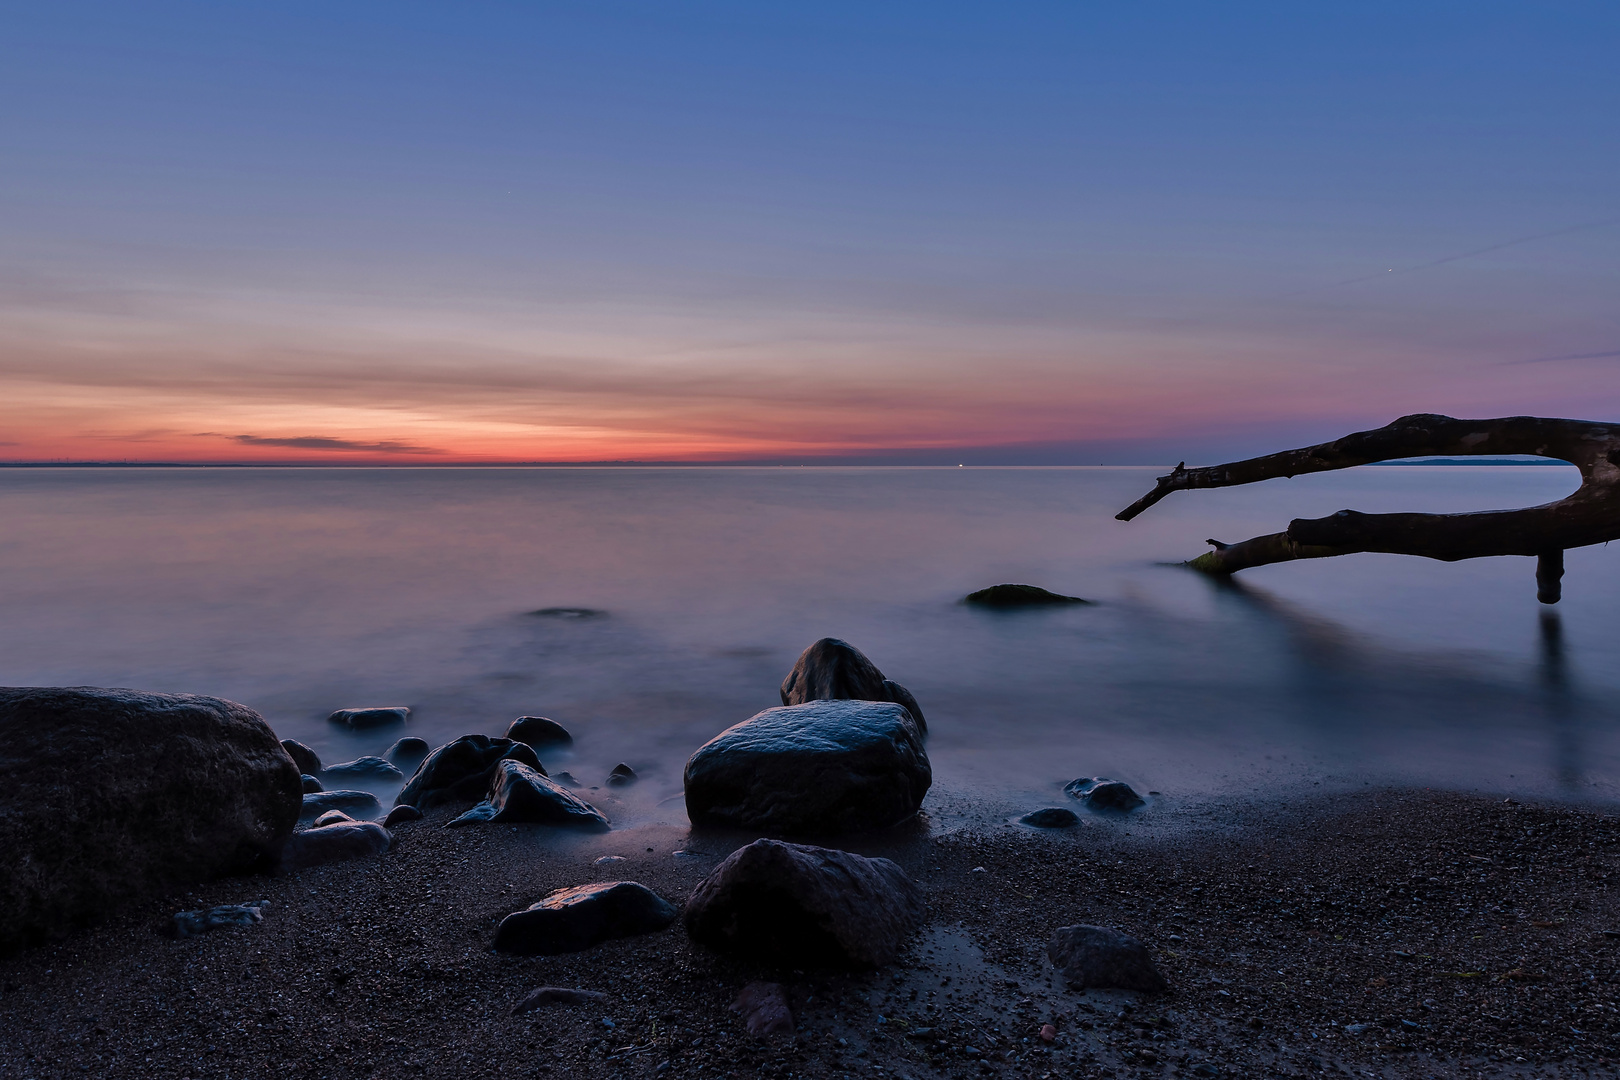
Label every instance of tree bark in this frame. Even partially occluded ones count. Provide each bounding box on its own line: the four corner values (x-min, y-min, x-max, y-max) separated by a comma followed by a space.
1116, 413, 1620, 603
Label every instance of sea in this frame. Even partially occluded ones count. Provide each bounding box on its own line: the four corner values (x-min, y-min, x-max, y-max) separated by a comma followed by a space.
2, 465, 1615, 826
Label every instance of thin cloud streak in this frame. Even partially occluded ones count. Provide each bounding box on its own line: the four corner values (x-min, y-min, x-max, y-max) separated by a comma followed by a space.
225, 434, 445, 455
1505, 349, 1620, 366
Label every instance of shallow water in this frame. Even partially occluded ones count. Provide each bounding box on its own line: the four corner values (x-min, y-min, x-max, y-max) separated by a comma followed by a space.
2, 465, 1615, 823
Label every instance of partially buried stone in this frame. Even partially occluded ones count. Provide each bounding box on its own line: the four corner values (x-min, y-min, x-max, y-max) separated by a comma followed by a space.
779, 637, 926, 732
281, 739, 322, 775
312, 810, 354, 828
395, 734, 545, 809
731, 982, 793, 1036
1047, 925, 1166, 992
506, 716, 572, 747
322, 755, 403, 780
385, 736, 430, 766
299, 790, 381, 822
327, 706, 410, 729
1064, 777, 1146, 812
684, 699, 930, 835
446, 760, 608, 830
283, 822, 392, 869
300, 773, 323, 794
606, 763, 637, 786
683, 839, 923, 968
512, 986, 609, 1014
382, 804, 422, 827
964, 583, 1089, 608
165, 900, 269, 938
493, 881, 677, 955
1020, 807, 1079, 828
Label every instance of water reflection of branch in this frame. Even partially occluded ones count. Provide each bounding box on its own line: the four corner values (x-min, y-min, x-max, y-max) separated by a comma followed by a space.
1538, 610, 1581, 789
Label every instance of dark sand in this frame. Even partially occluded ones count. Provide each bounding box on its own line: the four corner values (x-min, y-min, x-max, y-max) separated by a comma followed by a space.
2, 788, 1617, 1080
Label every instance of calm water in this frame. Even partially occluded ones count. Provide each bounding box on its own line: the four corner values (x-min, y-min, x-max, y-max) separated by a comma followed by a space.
2, 466, 1615, 824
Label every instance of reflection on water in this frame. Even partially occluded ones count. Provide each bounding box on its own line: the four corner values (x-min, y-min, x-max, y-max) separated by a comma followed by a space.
0, 465, 1614, 822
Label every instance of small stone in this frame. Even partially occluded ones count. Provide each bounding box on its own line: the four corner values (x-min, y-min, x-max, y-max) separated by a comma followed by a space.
282, 822, 392, 868
1063, 777, 1146, 812
511, 986, 609, 1014
281, 739, 322, 775
493, 881, 678, 956
1039, 1024, 1056, 1043
607, 763, 637, 786
506, 716, 573, 747
300, 773, 323, 794
553, 771, 581, 787
322, 755, 403, 780
964, 583, 1089, 608
1047, 925, 1166, 992
971, 866, 986, 873
731, 982, 793, 1036
382, 804, 422, 827
326, 706, 410, 729
594, 855, 627, 865
385, 737, 431, 766
1020, 807, 1079, 828
164, 900, 269, 938
299, 790, 382, 822
312, 810, 354, 828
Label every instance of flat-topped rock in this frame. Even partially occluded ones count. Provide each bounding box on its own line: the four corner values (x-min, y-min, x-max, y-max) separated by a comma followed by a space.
494, 881, 677, 955
965, 583, 1089, 608
447, 760, 609, 830
323, 755, 403, 780
780, 638, 926, 733
395, 735, 545, 809
684, 700, 930, 835
327, 706, 410, 728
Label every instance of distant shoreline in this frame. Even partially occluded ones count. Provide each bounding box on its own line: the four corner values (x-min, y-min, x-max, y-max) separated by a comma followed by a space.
0, 458, 1574, 469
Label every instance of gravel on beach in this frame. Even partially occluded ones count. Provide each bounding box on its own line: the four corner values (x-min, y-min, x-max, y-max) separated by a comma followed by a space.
1, 788, 1616, 1080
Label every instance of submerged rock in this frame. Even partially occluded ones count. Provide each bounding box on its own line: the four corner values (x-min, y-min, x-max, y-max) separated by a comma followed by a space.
684, 839, 923, 968
323, 755, 403, 780
493, 881, 677, 955
385, 736, 430, 766
1047, 924, 1166, 992
964, 583, 1089, 608
283, 822, 392, 869
300, 773, 323, 794
299, 789, 382, 822
506, 716, 572, 747
446, 760, 609, 830
684, 700, 930, 835
0, 687, 301, 955
779, 638, 927, 733
1020, 807, 1080, 828
606, 763, 637, 786
382, 804, 422, 827
164, 900, 269, 939
281, 739, 322, 775
395, 735, 544, 809
1064, 777, 1146, 812
732, 982, 794, 1036
512, 986, 609, 1014
327, 706, 410, 729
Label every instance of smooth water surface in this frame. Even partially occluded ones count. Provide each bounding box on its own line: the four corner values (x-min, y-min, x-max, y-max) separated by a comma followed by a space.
2, 466, 1615, 822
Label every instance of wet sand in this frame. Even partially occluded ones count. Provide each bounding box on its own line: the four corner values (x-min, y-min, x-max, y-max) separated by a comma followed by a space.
1, 788, 1616, 1080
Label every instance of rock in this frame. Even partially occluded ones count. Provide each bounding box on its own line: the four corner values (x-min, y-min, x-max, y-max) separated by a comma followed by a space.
312, 810, 355, 828
506, 716, 572, 747
607, 763, 637, 786
684, 700, 930, 835
1020, 807, 1079, 828
493, 881, 678, 956
683, 839, 923, 967
594, 855, 626, 866
779, 637, 926, 733
446, 760, 609, 830
300, 773, 323, 793
529, 607, 606, 619
382, 804, 422, 827
1047, 925, 1166, 992
553, 771, 581, 787
395, 735, 545, 809
512, 986, 609, 1014
164, 900, 269, 938
283, 822, 392, 868
1064, 777, 1146, 812
732, 982, 794, 1035
281, 739, 322, 774
964, 583, 1089, 608
327, 706, 410, 729
0, 687, 302, 955
322, 755, 403, 780
299, 790, 382, 822
385, 736, 431, 766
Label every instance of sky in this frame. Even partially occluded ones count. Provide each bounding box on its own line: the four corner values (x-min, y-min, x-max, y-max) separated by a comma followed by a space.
1, 2, 1616, 464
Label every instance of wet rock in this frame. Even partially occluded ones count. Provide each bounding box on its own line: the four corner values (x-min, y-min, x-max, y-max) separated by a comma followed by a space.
1047, 925, 1166, 992
607, 763, 637, 786
1064, 777, 1146, 812
385, 736, 430, 766
164, 900, 269, 938
446, 760, 609, 830
684, 700, 930, 835
327, 706, 410, 729
1020, 807, 1080, 828
964, 583, 1089, 608
283, 822, 392, 869
312, 810, 355, 828
683, 839, 923, 968
395, 734, 545, 809
0, 687, 302, 954
779, 637, 926, 733
382, 804, 422, 827
506, 716, 572, 747
493, 881, 677, 956
529, 607, 605, 619
300, 773, 323, 794
553, 771, 581, 787
512, 986, 609, 1014
281, 739, 322, 775
299, 790, 382, 822
322, 755, 403, 781
732, 982, 794, 1035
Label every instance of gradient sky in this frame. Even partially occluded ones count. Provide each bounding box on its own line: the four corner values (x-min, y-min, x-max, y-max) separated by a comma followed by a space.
2, 3, 1616, 463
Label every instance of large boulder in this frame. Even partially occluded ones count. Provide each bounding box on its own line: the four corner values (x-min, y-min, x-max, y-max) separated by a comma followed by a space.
446, 760, 609, 830
395, 735, 545, 809
684, 700, 930, 835
493, 882, 678, 955
779, 638, 926, 733
0, 687, 302, 954
684, 839, 923, 968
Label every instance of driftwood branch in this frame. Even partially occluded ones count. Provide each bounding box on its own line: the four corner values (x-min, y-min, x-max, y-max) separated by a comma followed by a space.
1116, 413, 1620, 603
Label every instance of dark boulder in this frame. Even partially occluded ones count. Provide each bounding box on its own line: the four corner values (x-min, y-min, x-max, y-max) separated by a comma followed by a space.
395, 735, 544, 809
446, 760, 609, 830
683, 839, 923, 968
964, 583, 1089, 608
0, 687, 302, 954
385, 736, 430, 766
606, 763, 637, 786
1020, 807, 1080, 828
327, 706, 410, 729
493, 881, 677, 956
281, 739, 322, 774
322, 755, 403, 781
684, 700, 929, 835
382, 804, 423, 827
299, 790, 382, 822
300, 773, 323, 794
1047, 925, 1166, 992
506, 716, 572, 747
283, 822, 392, 868
1064, 777, 1146, 812
779, 638, 926, 733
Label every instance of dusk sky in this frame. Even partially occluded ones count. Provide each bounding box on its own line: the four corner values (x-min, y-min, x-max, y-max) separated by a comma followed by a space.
2, 3, 1615, 463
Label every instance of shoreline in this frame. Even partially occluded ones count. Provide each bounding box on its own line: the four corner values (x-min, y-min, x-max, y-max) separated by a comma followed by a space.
2, 787, 1616, 1079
